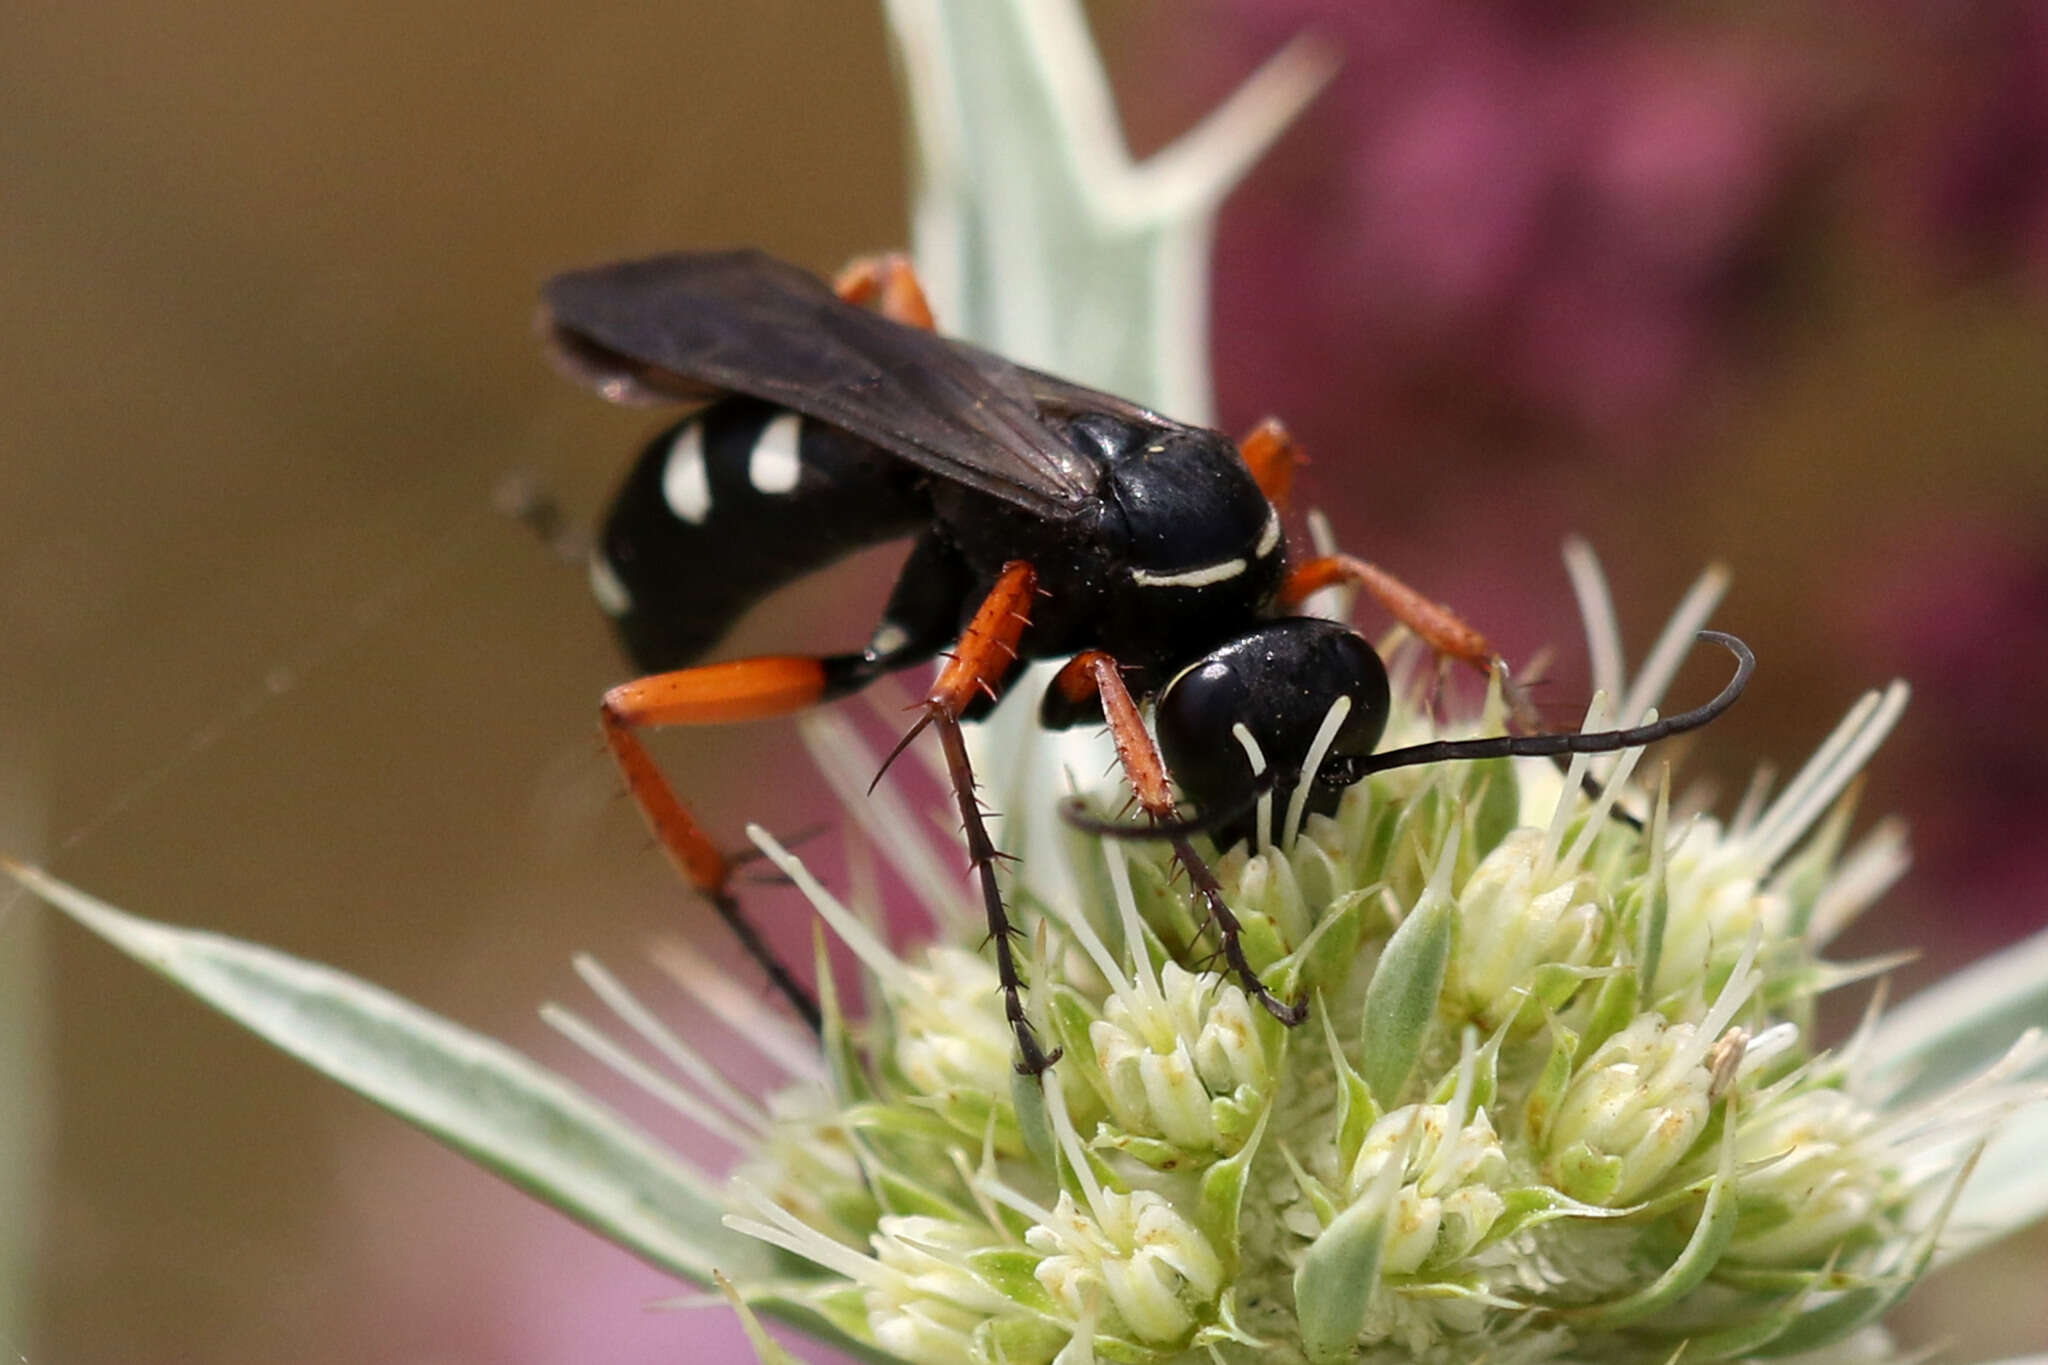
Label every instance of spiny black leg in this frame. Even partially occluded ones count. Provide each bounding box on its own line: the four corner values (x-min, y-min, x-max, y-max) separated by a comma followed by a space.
711, 889, 822, 1033
936, 713, 1059, 1074
1171, 835, 1309, 1025
873, 560, 1047, 1072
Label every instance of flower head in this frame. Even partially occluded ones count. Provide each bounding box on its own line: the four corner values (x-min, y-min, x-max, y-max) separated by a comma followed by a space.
614, 544, 2042, 1365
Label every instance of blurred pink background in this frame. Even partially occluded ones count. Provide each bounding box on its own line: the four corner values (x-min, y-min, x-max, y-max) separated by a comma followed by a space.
2, 1, 2044, 1361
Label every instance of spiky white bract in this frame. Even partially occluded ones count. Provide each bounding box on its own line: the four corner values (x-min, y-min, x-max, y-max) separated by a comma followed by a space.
551, 552, 2045, 1365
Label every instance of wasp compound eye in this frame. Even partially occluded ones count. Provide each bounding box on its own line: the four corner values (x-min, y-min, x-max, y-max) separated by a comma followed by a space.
1155, 619, 1392, 846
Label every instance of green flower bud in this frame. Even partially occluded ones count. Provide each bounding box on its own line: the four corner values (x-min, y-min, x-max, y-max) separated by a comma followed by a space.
1090, 962, 1269, 1156
891, 946, 1016, 1098
1546, 1015, 1716, 1205
679, 558, 2014, 1365
1028, 1187, 1224, 1345
1730, 1089, 1888, 1264
1446, 828, 1604, 1027
1334, 1104, 1510, 1275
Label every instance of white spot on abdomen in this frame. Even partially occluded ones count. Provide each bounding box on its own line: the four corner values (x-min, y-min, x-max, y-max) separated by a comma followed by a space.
1130, 557, 1248, 589
587, 550, 633, 617
868, 622, 910, 658
661, 422, 712, 524
748, 412, 803, 494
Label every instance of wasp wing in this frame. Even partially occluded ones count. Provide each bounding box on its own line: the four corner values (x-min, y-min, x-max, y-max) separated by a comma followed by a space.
1016, 367, 1182, 430
543, 250, 1102, 519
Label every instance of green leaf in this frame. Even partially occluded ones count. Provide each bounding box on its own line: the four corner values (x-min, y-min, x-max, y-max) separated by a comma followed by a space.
1867, 928, 2048, 1098
1567, 1115, 1740, 1329
1486, 1184, 1639, 1244
1519, 1018, 1578, 1148
1667, 1275, 1826, 1362
1465, 758, 1520, 860
1359, 834, 1456, 1106
967, 1248, 1058, 1314
814, 928, 873, 1107
883, 0, 1334, 416
980, 1314, 1071, 1363
1950, 1105, 2048, 1259
1864, 927, 2048, 1256
1294, 1196, 1389, 1365
1578, 968, 1638, 1062
1299, 887, 1372, 1000
1317, 994, 1378, 1171
1198, 1105, 1272, 1278
1294, 1112, 1419, 1365
1011, 1067, 1058, 1176
10, 869, 784, 1289
1750, 1145, 1979, 1358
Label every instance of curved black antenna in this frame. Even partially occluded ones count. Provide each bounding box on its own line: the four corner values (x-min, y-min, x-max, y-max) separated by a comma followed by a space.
1321, 630, 1753, 787
1057, 769, 1279, 841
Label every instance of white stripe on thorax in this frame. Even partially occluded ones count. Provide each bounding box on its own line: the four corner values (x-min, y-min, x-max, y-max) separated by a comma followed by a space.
1255, 508, 1282, 558
1130, 557, 1247, 589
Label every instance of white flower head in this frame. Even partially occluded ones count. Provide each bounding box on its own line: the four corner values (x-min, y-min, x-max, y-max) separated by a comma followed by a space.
646, 543, 2042, 1365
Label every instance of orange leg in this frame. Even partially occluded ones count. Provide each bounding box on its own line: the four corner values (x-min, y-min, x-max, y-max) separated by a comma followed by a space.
600, 657, 834, 1030
832, 253, 936, 330
1048, 651, 1308, 1027
1281, 553, 1539, 727
1237, 418, 1303, 508
600, 560, 1046, 1062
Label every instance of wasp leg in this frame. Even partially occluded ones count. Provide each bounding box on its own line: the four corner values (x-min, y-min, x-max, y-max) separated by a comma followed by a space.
832, 253, 936, 330
600, 658, 841, 1031
1237, 418, 1302, 508
602, 530, 975, 1032
1047, 651, 1310, 1028
1280, 554, 1541, 729
892, 561, 1061, 1074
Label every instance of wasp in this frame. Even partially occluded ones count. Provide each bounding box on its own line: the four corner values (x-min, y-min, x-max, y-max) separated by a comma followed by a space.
541, 250, 1751, 1073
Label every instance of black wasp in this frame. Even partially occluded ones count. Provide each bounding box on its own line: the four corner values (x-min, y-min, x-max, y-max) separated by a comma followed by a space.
541, 249, 1752, 1074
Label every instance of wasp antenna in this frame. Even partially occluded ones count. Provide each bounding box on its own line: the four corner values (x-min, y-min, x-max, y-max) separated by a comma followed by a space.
1341, 631, 1755, 781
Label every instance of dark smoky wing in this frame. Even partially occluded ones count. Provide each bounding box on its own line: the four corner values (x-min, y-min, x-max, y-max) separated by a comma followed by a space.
542, 250, 1099, 518
1017, 366, 1182, 430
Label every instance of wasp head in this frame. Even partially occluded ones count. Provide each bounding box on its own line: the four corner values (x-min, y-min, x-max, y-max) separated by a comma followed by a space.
1153, 618, 1393, 848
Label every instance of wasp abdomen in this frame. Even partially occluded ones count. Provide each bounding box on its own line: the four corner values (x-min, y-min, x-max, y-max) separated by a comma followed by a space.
592, 396, 930, 672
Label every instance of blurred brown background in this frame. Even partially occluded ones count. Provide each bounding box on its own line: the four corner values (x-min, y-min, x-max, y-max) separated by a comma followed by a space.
2, 1, 2044, 1361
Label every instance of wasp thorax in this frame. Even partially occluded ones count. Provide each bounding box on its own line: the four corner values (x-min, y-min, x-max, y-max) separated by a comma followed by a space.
1103, 430, 1273, 582
1154, 620, 1391, 845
